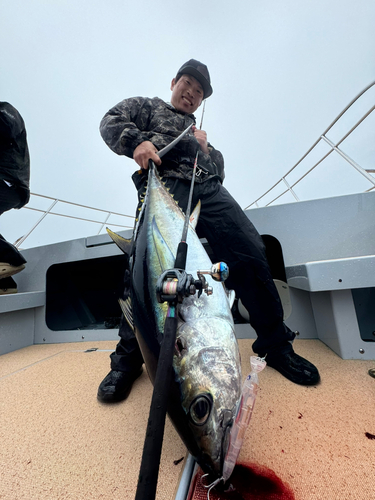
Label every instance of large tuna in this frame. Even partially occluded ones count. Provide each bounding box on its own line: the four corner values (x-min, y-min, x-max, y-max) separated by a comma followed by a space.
109, 164, 242, 478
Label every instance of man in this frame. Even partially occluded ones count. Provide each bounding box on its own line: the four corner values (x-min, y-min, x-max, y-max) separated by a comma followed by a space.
98, 59, 320, 402
0, 102, 30, 294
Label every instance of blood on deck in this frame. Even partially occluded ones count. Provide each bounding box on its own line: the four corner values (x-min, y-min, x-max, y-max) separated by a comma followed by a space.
187, 463, 295, 500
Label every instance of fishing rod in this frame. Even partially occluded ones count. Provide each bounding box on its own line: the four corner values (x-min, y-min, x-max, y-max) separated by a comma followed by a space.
135, 102, 229, 500
175, 99, 206, 269
134, 112, 204, 500
134, 271, 178, 500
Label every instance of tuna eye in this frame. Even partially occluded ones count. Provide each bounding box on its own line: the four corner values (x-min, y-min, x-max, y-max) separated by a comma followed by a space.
189, 395, 212, 426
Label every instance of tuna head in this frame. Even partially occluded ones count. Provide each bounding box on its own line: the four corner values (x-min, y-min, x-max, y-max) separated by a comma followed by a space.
174, 316, 242, 477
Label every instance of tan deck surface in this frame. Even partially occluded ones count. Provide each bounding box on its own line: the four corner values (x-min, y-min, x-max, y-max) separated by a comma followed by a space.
0, 341, 186, 500
236, 339, 375, 500
1, 339, 375, 499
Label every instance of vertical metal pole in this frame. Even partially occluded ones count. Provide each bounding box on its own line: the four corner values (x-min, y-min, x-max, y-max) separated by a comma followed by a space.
97, 212, 112, 235
321, 135, 375, 187
282, 178, 300, 201
15, 199, 59, 248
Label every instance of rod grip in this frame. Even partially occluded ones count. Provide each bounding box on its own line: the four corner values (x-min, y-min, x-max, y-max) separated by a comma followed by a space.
135, 315, 178, 500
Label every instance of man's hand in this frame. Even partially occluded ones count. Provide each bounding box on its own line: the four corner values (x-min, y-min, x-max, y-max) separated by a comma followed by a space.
192, 125, 209, 154
133, 141, 162, 170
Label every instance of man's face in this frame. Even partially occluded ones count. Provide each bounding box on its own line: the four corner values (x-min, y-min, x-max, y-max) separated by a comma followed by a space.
170, 74, 204, 114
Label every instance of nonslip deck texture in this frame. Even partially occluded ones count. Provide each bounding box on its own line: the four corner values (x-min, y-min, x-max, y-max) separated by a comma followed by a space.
0, 339, 374, 500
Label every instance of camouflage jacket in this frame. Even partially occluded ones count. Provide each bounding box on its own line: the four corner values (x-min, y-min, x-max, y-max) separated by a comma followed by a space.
99, 96, 225, 184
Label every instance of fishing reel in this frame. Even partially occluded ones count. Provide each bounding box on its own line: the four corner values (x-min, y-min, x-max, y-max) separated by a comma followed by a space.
156, 269, 195, 304
156, 262, 229, 304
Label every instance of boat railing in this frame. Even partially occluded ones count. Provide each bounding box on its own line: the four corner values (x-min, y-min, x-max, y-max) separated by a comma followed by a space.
14, 194, 135, 248
244, 81, 375, 209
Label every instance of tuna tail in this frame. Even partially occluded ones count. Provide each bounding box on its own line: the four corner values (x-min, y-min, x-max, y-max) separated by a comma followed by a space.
106, 228, 132, 255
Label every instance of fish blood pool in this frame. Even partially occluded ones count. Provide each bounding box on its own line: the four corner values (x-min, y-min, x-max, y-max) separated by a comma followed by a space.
188, 464, 295, 500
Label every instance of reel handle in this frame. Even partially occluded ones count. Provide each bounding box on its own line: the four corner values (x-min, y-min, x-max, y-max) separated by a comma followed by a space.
197, 262, 229, 282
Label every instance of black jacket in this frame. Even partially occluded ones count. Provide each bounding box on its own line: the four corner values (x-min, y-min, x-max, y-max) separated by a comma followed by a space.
100, 96, 225, 184
0, 102, 30, 207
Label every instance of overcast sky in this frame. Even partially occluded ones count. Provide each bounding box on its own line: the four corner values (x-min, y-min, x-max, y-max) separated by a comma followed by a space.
1, 0, 375, 248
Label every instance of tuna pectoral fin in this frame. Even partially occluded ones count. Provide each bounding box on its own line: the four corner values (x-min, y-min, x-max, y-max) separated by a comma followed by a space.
119, 297, 134, 331
152, 216, 175, 272
106, 228, 132, 255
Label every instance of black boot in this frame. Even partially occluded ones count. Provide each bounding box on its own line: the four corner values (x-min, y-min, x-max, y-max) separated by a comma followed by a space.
264, 342, 320, 385
0, 234, 27, 278
97, 367, 143, 403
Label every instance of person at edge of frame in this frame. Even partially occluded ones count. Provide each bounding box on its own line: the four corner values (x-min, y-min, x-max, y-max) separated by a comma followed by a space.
97, 59, 320, 402
0, 102, 30, 295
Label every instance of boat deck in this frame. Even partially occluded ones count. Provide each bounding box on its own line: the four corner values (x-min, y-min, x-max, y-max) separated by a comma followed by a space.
1, 338, 374, 499
0, 340, 186, 500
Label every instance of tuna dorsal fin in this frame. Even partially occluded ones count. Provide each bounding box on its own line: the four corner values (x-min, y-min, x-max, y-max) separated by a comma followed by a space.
106, 228, 132, 255
152, 216, 175, 272
119, 297, 134, 331
189, 200, 201, 230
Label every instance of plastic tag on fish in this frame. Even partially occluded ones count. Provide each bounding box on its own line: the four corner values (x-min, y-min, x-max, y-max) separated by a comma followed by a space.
222, 356, 266, 482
